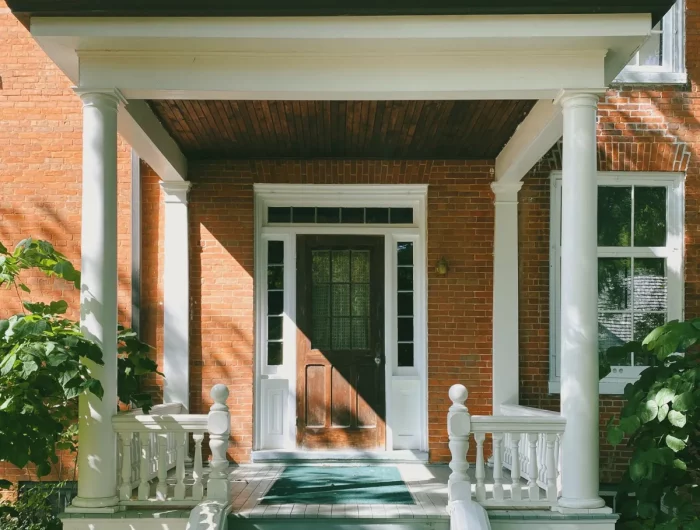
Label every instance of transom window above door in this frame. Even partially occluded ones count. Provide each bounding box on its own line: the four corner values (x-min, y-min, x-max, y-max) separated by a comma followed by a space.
268, 206, 414, 225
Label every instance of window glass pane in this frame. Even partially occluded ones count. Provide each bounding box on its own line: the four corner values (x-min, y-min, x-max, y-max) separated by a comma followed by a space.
292, 207, 315, 223
317, 207, 341, 223
351, 251, 370, 282
351, 284, 370, 317
267, 266, 283, 290
398, 343, 414, 367
332, 250, 350, 282
332, 284, 350, 316
366, 208, 389, 224
634, 187, 667, 246
634, 258, 667, 311
398, 267, 413, 291
598, 313, 633, 364
268, 207, 291, 223
268, 240, 284, 265
351, 318, 369, 349
390, 208, 414, 224
598, 187, 632, 246
398, 292, 413, 316
637, 21, 663, 66
267, 342, 283, 365
268, 291, 283, 315
332, 317, 351, 349
598, 258, 631, 311
312, 251, 331, 283
398, 317, 414, 342
397, 242, 414, 266
268, 316, 283, 341
341, 208, 364, 223
634, 312, 666, 345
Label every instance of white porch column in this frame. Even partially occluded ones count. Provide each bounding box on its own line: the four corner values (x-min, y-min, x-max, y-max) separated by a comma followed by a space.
68, 89, 125, 512
161, 181, 192, 410
557, 90, 606, 510
491, 181, 522, 413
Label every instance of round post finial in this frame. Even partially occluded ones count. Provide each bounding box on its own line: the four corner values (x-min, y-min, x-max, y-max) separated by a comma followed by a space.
449, 384, 468, 406
210, 384, 229, 405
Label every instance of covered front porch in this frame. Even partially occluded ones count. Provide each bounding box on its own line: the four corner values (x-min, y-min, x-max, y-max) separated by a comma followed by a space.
4, 1, 676, 527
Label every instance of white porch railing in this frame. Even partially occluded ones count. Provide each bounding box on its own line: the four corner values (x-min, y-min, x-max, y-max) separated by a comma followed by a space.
447, 384, 566, 510
111, 384, 231, 507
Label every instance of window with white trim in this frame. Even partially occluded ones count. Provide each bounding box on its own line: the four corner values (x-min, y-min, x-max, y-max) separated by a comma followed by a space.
614, 0, 686, 85
550, 172, 684, 395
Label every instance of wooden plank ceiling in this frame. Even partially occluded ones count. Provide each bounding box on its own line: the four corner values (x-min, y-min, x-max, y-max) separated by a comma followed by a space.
148, 100, 536, 160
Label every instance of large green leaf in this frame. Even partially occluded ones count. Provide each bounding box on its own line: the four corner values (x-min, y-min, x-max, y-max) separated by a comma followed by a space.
0, 352, 17, 376
630, 459, 648, 482
672, 392, 693, 412
658, 403, 670, 422
667, 410, 686, 428
655, 387, 676, 406
665, 435, 687, 453
639, 400, 659, 423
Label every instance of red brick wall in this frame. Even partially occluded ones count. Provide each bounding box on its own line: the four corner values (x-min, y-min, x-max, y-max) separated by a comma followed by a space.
0, 1, 133, 491
184, 160, 495, 463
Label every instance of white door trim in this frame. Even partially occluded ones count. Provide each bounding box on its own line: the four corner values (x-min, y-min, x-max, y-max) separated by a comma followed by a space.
253, 184, 428, 452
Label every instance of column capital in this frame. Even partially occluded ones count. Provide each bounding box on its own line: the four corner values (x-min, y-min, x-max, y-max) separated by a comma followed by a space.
73, 88, 128, 108
160, 180, 193, 205
491, 181, 523, 203
555, 89, 606, 109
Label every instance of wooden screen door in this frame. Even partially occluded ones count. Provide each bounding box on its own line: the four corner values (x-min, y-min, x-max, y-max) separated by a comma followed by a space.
296, 235, 386, 449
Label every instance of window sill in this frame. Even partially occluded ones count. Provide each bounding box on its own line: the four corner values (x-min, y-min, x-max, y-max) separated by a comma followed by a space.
612, 71, 688, 86
548, 380, 633, 396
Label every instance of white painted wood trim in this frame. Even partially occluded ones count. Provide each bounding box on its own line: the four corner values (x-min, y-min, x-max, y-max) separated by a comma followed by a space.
161, 181, 192, 411
253, 184, 428, 453
549, 171, 685, 395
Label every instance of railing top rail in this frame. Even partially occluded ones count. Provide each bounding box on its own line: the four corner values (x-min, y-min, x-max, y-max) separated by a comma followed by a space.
471, 414, 566, 434
118, 402, 185, 416
112, 413, 208, 432
499, 403, 561, 418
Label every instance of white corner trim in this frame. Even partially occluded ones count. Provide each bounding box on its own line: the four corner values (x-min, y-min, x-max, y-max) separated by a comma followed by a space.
120, 100, 188, 182
494, 100, 562, 184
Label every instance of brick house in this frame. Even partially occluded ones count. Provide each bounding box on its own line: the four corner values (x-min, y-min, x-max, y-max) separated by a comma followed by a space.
0, 0, 694, 528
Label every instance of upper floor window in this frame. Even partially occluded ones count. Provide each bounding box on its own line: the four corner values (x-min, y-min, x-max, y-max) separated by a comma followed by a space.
614, 1, 686, 85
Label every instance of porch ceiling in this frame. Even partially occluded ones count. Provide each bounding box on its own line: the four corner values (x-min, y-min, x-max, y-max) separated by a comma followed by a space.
148, 100, 535, 160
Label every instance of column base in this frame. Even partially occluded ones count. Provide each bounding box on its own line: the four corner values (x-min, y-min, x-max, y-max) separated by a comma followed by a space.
556, 497, 610, 513
65, 496, 121, 514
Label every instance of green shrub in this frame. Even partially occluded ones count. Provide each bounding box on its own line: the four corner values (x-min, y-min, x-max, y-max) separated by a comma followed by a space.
0, 483, 64, 530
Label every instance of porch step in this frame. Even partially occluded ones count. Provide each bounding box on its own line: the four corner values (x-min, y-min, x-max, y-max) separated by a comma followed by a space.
228, 515, 449, 530
251, 450, 430, 463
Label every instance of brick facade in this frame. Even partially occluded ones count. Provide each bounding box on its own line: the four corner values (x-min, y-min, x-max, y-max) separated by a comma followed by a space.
2, 0, 700, 491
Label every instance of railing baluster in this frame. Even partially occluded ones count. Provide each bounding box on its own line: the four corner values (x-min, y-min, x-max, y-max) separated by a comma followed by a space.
192, 433, 205, 501
474, 432, 486, 502
510, 433, 521, 501
447, 385, 472, 505
207, 385, 232, 502
173, 432, 187, 500
527, 433, 539, 501
119, 433, 133, 501
546, 433, 558, 502
131, 432, 141, 486
492, 432, 504, 502
503, 432, 512, 468
138, 433, 151, 500
156, 433, 169, 501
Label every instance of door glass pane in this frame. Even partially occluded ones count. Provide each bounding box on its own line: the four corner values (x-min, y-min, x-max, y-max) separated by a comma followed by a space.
634, 258, 667, 311
312, 285, 330, 316
267, 240, 285, 366
332, 284, 350, 316
352, 318, 369, 349
598, 258, 631, 311
398, 343, 414, 367
634, 187, 667, 246
332, 251, 350, 282
598, 187, 632, 246
351, 284, 370, 317
312, 251, 331, 283
333, 317, 351, 349
312, 318, 330, 350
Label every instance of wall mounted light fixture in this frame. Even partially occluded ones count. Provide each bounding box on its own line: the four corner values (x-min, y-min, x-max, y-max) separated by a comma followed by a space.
435, 257, 449, 276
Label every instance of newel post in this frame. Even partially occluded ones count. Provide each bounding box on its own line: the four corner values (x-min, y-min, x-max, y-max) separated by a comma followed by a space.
207, 384, 231, 502
448, 384, 472, 505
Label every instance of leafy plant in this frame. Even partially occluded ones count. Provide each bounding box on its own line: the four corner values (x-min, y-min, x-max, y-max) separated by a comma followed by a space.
0, 238, 160, 486
0, 482, 65, 530
605, 320, 700, 529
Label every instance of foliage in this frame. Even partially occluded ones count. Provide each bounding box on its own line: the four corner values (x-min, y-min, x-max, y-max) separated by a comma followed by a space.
0, 238, 160, 485
0, 483, 64, 530
605, 319, 700, 529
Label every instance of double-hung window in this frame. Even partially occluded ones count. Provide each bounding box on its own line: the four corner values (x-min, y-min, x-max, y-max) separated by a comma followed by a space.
614, 0, 686, 85
550, 172, 684, 395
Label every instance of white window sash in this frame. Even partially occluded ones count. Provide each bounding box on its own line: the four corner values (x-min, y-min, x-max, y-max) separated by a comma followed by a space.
549, 171, 684, 395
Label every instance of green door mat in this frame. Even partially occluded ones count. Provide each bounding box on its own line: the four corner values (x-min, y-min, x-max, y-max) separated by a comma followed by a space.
260, 466, 415, 505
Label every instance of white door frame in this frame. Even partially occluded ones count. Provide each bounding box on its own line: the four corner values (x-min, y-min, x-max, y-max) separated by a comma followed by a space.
253, 184, 428, 452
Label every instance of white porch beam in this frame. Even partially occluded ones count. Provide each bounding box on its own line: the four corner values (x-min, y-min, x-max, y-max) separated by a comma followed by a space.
161, 181, 192, 411
491, 181, 522, 413
118, 100, 188, 182
495, 100, 562, 183
557, 89, 607, 512
67, 88, 125, 513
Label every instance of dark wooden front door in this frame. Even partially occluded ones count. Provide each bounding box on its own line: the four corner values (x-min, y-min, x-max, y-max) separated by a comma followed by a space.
296, 235, 385, 449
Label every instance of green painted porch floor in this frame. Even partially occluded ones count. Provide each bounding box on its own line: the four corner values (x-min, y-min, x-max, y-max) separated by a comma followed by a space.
260, 465, 415, 505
